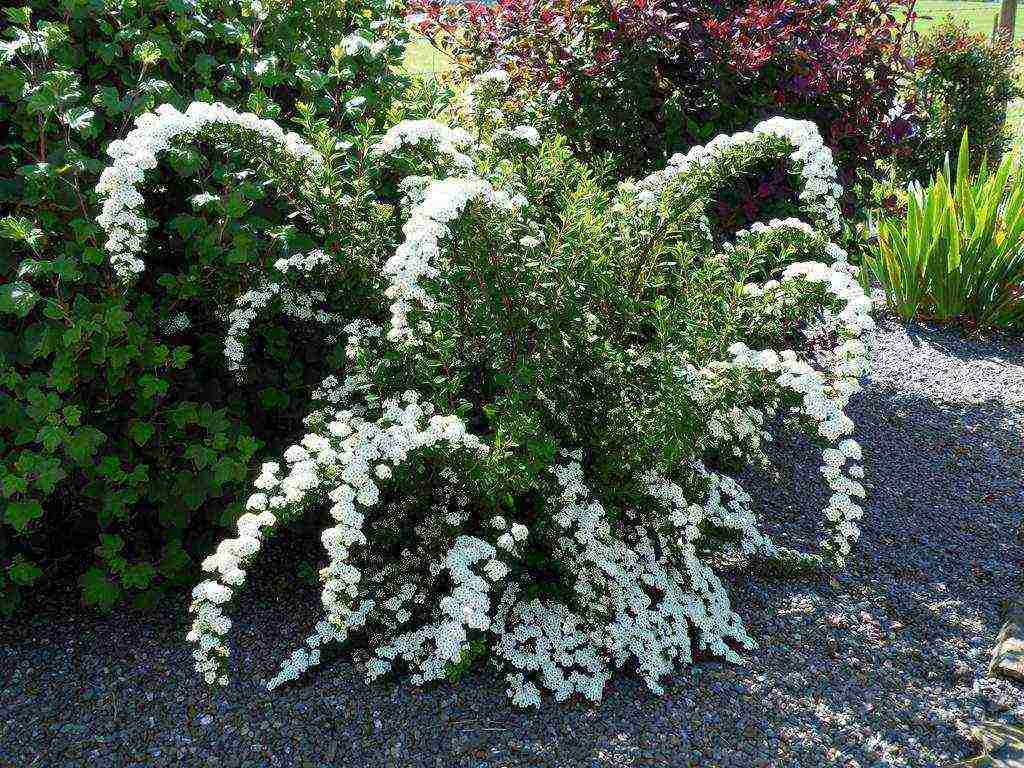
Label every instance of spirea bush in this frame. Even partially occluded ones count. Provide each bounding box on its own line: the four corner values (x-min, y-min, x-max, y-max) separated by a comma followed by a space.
85, 70, 878, 704
0, 0, 408, 612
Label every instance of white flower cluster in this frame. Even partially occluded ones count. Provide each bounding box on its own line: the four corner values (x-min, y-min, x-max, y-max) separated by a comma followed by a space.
159, 311, 192, 335
365, 534, 504, 686
371, 119, 477, 172
492, 124, 541, 152
722, 217, 819, 255
242, 0, 271, 21
187, 506, 278, 685
397, 175, 434, 215
633, 121, 870, 569
488, 456, 766, 706
464, 68, 512, 114
382, 176, 524, 346
727, 252, 873, 566
635, 117, 843, 235
474, 69, 512, 88
706, 402, 774, 465
222, 250, 344, 378
339, 33, 389, 60
96, 102, 322, 280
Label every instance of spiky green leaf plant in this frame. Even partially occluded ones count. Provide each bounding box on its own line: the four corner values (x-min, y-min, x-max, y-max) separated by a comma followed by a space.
868, 130, 1024, 329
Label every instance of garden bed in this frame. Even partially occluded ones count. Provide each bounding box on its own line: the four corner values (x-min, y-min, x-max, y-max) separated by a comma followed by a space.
2, 316, 1021, 768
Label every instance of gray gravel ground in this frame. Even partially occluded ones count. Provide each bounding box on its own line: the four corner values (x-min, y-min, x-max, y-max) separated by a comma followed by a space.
2, 318, 1023, 768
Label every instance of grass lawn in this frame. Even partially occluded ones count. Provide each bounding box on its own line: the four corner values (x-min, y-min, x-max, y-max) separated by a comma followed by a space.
402, 37, 453, 75
1009, 98, 1024, 147
913, 0, 1022, 36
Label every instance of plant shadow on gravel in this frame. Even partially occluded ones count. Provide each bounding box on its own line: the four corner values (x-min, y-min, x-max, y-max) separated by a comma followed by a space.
713, 363, 1024, 764
902, 320, 1024, 366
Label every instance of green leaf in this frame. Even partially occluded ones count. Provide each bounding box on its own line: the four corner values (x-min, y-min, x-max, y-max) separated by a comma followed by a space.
95, 533, 124, 560
96, 455, 123, 480
62, 405, 82, 427
126, 463, 149, 486
34, 461, 65, 494
184, 444, 214, 470
8, 555, 42, 586
132, 587, 164, 611
157, 540, 190, 578
194, 54, 217, 81
2, 474, 29, 497
79, 567, 120, 610
138, 374, 168, 400
170, 346, 192, 368
222, 191, 252, 219
95, 42, 119, 65
35, 424, 63, 452
0, 282, 38, 318
62, 106, 95, 136
129, 421, 155, 446
121, 561, 155, 590
0, 216, 44, 249
65, 426, 106, 464
3, 7, 31, 26
259, 387, 289, 410
94, 86, 126, 116
4, 499, 42, 531
213, 457, 241, 485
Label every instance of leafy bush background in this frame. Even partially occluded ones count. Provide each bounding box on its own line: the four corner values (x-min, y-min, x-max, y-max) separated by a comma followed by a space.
0, 0, 407, 612
900, 18, 1022, 181
413, 0, 916, 200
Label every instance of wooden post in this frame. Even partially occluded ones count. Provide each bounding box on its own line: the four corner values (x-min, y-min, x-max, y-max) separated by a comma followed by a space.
997, 0, 1017, 43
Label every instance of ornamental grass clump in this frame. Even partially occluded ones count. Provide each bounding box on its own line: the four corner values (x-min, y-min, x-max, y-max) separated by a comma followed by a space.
94, 70, 874, 705
867, 131, 1024, 330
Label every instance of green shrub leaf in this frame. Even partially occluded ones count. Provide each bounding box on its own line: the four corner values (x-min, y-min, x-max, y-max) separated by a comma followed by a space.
79, 567, 120, 610
4, 499, 43, 531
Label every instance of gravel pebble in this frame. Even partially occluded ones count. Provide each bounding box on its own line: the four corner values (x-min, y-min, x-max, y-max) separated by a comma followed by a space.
1, 318, 1022, 767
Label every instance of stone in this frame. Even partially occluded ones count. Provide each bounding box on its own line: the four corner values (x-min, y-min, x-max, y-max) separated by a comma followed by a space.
990, 600, 1024, 683
946, 720, 1024, 768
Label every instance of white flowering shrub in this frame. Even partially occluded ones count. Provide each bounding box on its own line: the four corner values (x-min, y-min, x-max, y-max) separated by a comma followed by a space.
92, 70, 874, 705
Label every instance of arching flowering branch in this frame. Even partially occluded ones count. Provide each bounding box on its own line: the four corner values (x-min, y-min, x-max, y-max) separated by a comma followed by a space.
727, 252, 874, 567
381, 176, 526, 347
95, 102, 323, 281
371, 119, 477, 173
223, 250, 347, 379
635, 116, 844, 237
188, 369, 492, 688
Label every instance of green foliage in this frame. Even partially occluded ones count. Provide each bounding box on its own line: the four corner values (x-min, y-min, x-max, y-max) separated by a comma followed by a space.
445, 637, 488, 683
900, 19, 1022, 181
0, 0, 409, 612
868, 131, 1024, 329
